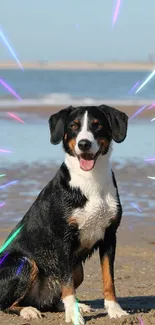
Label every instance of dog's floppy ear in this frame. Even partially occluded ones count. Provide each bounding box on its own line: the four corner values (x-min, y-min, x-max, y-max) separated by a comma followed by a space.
98, 105, 128, 143
49, 106, 73, 144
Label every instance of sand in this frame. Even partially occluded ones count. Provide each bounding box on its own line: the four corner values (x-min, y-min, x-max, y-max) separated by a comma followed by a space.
0, 61, 155, 71
0, 104, 154, 120
0, 224, 155, 325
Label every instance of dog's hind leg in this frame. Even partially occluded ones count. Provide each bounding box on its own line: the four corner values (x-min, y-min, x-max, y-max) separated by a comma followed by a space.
0, 253, 42, 320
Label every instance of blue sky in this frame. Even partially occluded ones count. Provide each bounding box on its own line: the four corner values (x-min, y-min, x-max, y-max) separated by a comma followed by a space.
0, 0, 155, 62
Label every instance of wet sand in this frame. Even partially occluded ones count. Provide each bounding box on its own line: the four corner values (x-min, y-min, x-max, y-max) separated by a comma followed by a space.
0, 104, 155, 324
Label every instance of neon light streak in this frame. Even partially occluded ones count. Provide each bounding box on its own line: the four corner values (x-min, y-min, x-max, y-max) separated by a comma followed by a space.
129, 105, 147, 121
0, 28, 23, 70
7, 112, 25, 124
135, 70, 155, 94
0, 78, 22, 100
112, 0, 121, 27
0, 226, 23, 254
0, 180, 19, 190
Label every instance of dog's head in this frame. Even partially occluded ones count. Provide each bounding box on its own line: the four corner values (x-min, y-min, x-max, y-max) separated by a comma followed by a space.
49, 105, 128, 171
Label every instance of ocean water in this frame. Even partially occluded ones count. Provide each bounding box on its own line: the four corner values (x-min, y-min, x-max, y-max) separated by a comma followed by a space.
0, 69, 155, 107
0, 113, 155, 166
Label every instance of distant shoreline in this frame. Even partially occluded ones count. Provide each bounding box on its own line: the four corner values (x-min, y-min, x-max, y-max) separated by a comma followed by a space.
0, 61, 155, 71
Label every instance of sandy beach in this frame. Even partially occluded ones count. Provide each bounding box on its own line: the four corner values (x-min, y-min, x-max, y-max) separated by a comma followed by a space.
0, 61, 155, 71
0, 104, 155, 325
0, 103, 155, 120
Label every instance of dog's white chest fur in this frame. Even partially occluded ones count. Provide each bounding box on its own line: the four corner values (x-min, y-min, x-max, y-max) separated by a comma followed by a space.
66, 154, 118, 249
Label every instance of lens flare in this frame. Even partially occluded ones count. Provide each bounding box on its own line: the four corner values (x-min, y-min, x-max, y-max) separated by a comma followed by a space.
144, 157, 155, 162
0, 149, 12, 153
0, 174, 6, 177
148, 176, 155, 180
0, 78, 22, 100
16, 258, 27, 276
7, 112, 25, 124
0, 28, 23, 70
0, 252, 9, 265
138, 317, 145, 325
128, 81, 140, 94
0, 180, 19, 190
129, 105, 147, 121
130, 202, 142, 213
148, 103, 155, 110
112, 0, 122, 27
0, 226, 23, 254
0, 202, 5, 208
135, 70, 155, 94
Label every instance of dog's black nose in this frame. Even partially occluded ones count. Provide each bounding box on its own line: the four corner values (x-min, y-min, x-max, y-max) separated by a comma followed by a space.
78, 139, 91, 151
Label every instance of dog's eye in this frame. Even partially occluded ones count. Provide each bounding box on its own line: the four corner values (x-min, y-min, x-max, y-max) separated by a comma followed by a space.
92, 122, 102, 130
71, 124, 79, 131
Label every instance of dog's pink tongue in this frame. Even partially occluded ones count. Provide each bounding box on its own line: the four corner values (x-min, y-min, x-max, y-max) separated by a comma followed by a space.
80, 158, 95, 171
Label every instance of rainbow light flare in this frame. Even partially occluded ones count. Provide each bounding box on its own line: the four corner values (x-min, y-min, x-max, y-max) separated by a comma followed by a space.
0, 180, 19, 190
0, 78, 22, 100
138, 317, 145, 325
131, 202, 142, 213
135, 69, 155, 94
0, 149, 12, 153
148, 103, 155, 110
112, 0, 121, 27
16, 258, 27, 275
7, 112, 25, 124
0, 252, 9, 265
144, 157, 155, 162
129, 105, 147, 121
0, 226, 23, 254
128, 81, 140, 94
0, 202, 5, 208
0, 28, 23, 70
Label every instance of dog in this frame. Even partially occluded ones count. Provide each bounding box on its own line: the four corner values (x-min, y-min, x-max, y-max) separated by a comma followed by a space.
0, 104, 128, 324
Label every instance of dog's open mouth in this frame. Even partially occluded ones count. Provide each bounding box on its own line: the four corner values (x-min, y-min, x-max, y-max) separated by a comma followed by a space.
78, 152, 100, 171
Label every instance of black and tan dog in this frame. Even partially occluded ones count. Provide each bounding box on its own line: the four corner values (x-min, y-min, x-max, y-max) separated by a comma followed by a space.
0, 105, 128, 324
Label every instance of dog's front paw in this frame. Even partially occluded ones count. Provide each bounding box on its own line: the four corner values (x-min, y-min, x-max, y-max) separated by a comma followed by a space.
105, 300, 128, 319
20, 307, 42, 320
63, 295, 85, 325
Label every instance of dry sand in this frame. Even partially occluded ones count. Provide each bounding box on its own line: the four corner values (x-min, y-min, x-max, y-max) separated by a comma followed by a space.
0, 104, 154, 120
0, 222, 155, 325
0, 61, 155, 71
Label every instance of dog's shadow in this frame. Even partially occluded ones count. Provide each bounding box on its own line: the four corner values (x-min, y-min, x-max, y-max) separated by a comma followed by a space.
81, 296, 155, 321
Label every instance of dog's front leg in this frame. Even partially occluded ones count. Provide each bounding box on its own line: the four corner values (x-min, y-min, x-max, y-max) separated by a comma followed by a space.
99, 227, 128, 319
62, 278, 85, 325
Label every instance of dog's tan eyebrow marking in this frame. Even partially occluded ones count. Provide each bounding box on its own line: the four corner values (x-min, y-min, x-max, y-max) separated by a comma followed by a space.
92, 119, 99, 124
73, 119, 80, 124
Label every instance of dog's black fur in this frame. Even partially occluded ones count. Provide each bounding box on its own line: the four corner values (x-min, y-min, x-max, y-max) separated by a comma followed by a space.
0, 105, 128, 320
